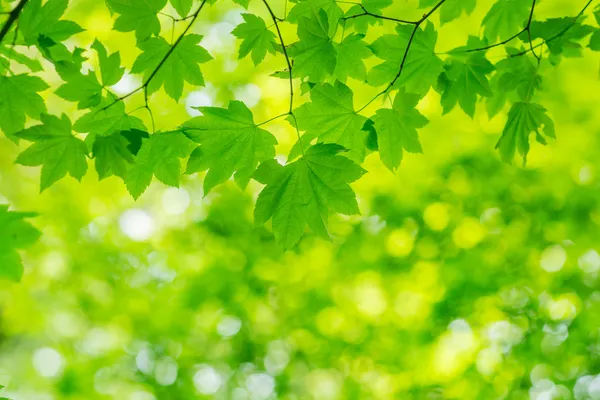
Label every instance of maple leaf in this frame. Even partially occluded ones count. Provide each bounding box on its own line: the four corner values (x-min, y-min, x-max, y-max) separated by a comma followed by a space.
232, 14, 277, 66
0, 46, 43, 72
125, 131, 196, 199
0, 74, 48, 137
91, 40, 124, 87
439, 38, 495, 118
131, 34, 212, 101
368, 22, 444, 96
254, 143, 365, 249
486, 49, 540, 118
170, 0, 193, 17
0, 205, 40, 282
333, 34, 372, 82
522, 18, 595, 60
55, 62, 103, 109
106, 0, 167, 41
74, 98, 146, 137
293, 81, 368, 162
287, 0, 343, 37
496, 102, 555, 165
19, 0, 83, 46
288, 11, 337, 82
482, 0, 530, 42
92, 129, 149, 180
419, 0, 476, 24
183, 101, 277, 194
590, 29, 600, 51
15, 113, 88, 192
371, 90, 428, 171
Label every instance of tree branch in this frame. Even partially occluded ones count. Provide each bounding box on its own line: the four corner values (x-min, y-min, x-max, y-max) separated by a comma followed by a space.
262, 0, 305, 156
0, 0, 28, 44
358, 0, 447, 112
511, 0, 594, 59
102, 0, 208, 111
342, 4, 417, 25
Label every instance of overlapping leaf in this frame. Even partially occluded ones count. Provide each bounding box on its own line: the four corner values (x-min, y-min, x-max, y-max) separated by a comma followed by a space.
293, 81, 368, 162
419, 0, 476, 24
232, 14, 277, 65
0, 206, 40, 282
19, 0, 83, 46
368, 23, 443, 96
125, 131, 195, 199
254, 143, 365, 249
15, 114, 88, 191
183, 101, 277, 194
496, 102, 555, 165
289, 11, 337, 81
0, 74, 48, 137
482, 0, 530, 42
131, 34, 212, 101
372, 91, 428, 171
106, 0, 167, 41
439, 39, 495, 117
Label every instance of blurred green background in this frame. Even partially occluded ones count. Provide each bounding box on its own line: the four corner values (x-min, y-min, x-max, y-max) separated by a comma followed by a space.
2, 0, 600, 399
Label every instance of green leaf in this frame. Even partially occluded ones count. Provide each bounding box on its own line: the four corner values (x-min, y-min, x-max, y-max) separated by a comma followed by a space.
0, 74, 48, 137
106, 0, 167, 41
232, 14, 277, 66
486, 50, 540, 118
287, 0, 343, 37
589, 29, 600, 51
254, 143, 365, 249
55, 63, 103, 109
293, 81, 368, 162
333, 33, 372, 82
74, 98, 146, 137
131, 34, 212, 101
93, 129, 149, 180
368, 22, 444, 96
289, 11, 337, 82
496, 102, 555, 165
523, 18, 594, 58
0, 205, 41, 282
15, 114, 88, 192
183, 101, 277, 194
0, 46, 43, 72
232, 0, 250, 8
170, 0, 193, 17
91, 40, 125, 87
439, 39, 495, 117
19, 0, 83, 45
371, 90, 428, 171
419, 0, 476, 24
125, 131, 195, 199
482, 0, 530, 42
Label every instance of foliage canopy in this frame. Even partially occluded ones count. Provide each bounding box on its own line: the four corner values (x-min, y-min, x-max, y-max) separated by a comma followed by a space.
0, 0, 599, 251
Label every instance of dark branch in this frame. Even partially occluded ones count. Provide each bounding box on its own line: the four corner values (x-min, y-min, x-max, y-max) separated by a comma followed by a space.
511, 0, 594, 58
342, 4, 417, 25
358, 0, 447, 112
102, 0, 208, 111
0, 0, 28, 44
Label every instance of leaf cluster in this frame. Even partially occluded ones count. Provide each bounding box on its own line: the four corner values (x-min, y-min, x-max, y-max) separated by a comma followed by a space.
1, 0, 599, 249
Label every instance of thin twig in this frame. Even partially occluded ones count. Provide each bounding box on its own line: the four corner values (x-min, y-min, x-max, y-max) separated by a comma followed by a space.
102, 0, 209, 111
262, 0, 305, 155
358, 0, 447, 112
0, 0, 28, 44
511, 0, 593, 58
